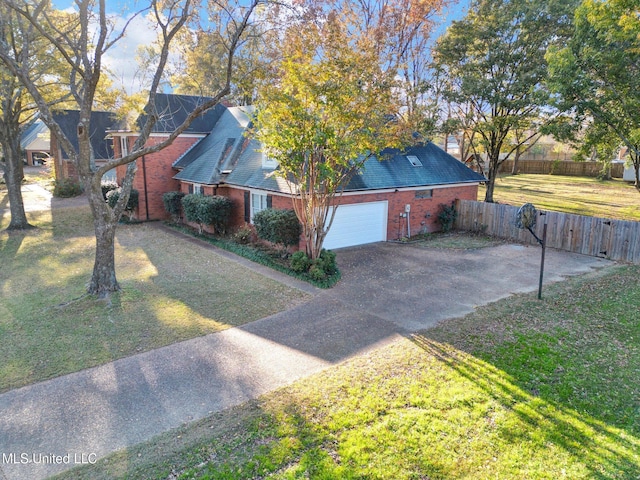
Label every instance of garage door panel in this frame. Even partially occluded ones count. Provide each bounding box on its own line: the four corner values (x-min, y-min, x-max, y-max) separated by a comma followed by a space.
323, 201, 388, 250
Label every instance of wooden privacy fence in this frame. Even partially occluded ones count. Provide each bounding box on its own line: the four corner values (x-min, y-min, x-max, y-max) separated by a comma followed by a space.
498, 160, 624, 178
455, 200, 640, 263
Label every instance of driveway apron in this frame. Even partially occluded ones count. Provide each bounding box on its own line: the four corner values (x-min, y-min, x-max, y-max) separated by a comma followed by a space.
0, 240, 611, 480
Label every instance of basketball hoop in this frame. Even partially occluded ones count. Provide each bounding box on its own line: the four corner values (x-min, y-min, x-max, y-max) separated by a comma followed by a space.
514, 203, 547, 300
516, 203, 537, 230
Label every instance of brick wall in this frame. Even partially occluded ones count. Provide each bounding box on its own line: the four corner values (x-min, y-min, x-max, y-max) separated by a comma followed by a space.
177, 182, 478, 248
337, 184, 478, 241
116, 136, 201, 220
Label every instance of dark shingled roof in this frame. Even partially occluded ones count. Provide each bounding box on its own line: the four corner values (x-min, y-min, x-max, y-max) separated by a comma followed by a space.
174, 106, 254, 184
174, 105, 486, 193
51, 110, 118, 160
344, 144, 486, 191
138, 93, 226, 134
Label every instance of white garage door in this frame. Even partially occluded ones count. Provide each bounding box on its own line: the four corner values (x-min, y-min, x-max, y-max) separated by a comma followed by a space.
323, 201, 388, 250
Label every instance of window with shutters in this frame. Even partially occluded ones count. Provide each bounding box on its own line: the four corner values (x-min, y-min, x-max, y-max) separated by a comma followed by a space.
251, 192, 269, 221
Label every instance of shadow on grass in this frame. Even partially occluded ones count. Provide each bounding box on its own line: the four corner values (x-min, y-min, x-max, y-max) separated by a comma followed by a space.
410, 334, 640, 478
0, 229, 27, 261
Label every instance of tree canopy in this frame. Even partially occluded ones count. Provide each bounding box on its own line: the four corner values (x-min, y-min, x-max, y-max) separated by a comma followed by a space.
433, 0, 579, 202
253, 10, 403, 259
547, 0, 640, 188
252, 0, 445, 258
0, 0, 259, 296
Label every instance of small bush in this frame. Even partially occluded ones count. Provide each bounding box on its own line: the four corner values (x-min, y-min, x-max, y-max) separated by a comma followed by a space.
309, 264, 327, 281
163, 191, 185, 222
181, 194, 232, 234
437, 202, 458, 233
106, 188, 139, 212
53, 178, 83, 198
181, 194, 202, 226
253, 209, 302, 250
316, 249, 337, 275
290, 251, 312, 273
202, 196, 233, 234
233, 225, 254, 244
101, 181, 119, 200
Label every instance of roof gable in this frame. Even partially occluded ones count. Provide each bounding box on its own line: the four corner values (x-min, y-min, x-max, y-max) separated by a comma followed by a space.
138, 93, 226, 134
51, 110, 118, 160
20, 120, 49, 150
174, 106, 254, 184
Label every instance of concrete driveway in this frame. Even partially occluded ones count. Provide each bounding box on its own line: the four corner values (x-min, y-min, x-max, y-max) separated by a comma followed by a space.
0, 238, 612, 480
332, 241, 611, 331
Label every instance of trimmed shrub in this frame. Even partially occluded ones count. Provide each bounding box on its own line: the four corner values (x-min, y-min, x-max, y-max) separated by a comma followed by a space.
316, 249, 337, 275
290, 251, 312, 273
253, 208, 302, 250
106, 188, 139, 213
201, 195, 233, 234
181, 194, 201, 225
437, 201, 457, 232
309, 264, 327, 281
53, 178, 83, 198
291, 249, 336, 279
163, 191, 185, 222
181, 194, 232, 234
101, 181, 119, 200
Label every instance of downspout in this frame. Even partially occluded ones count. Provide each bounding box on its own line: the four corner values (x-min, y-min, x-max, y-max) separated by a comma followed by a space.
142, 155, 149, 220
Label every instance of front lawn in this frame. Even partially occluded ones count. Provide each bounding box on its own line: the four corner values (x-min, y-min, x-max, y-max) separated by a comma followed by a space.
59, 263, 639, 480
482, 174, 640, 221
0, 205, 308, 392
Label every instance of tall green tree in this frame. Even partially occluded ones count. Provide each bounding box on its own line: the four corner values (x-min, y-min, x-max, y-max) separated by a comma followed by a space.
253, 14, 401, 259
547, 0, 640, 189
0, 0, 259, 296
253, 0, 445, 259
0, 2, 70, 230
433, 0, 579, 202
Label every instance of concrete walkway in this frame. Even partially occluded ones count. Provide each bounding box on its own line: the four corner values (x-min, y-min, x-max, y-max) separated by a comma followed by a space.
0, 237, 612, 479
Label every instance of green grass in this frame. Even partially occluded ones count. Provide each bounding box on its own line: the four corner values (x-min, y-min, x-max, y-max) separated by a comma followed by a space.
482, 174, 640, 221
59, 264, 640, 480
0, 205, 308, 392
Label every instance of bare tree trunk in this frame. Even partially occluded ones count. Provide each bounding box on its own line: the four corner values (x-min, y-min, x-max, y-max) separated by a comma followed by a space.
484, 154, 500, 203
511, 149, 521, 175
1, 136, 33, 230
87, 187, 119, 295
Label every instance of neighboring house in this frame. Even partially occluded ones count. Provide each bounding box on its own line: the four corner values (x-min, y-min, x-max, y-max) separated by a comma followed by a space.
49, 110, 118, 182
20, 119, 50, 166
111, 93, 227, 220
172, 105, 486, 250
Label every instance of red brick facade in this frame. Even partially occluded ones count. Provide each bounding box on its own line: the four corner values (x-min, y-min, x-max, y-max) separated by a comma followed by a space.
115, 135, 203, 220
177, 182, 479, 249
337, 184, 478, 240
110, 131, 479, 250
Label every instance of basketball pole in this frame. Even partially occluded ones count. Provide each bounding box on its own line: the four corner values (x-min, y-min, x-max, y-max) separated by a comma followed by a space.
537, 212, 548, 300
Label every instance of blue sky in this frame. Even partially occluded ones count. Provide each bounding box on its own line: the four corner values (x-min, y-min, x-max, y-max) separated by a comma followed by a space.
50, 0, 470, 92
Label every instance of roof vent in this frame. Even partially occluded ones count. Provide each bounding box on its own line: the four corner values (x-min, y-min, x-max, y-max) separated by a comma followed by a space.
406, 155, 423, 167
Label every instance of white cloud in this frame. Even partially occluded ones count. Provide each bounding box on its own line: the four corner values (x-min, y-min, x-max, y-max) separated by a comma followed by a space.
103, 12, 159, 94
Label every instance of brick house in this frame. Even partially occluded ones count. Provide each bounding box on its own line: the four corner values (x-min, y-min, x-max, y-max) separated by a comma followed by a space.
110, 94, 227, 220
171, 105, 486, 250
